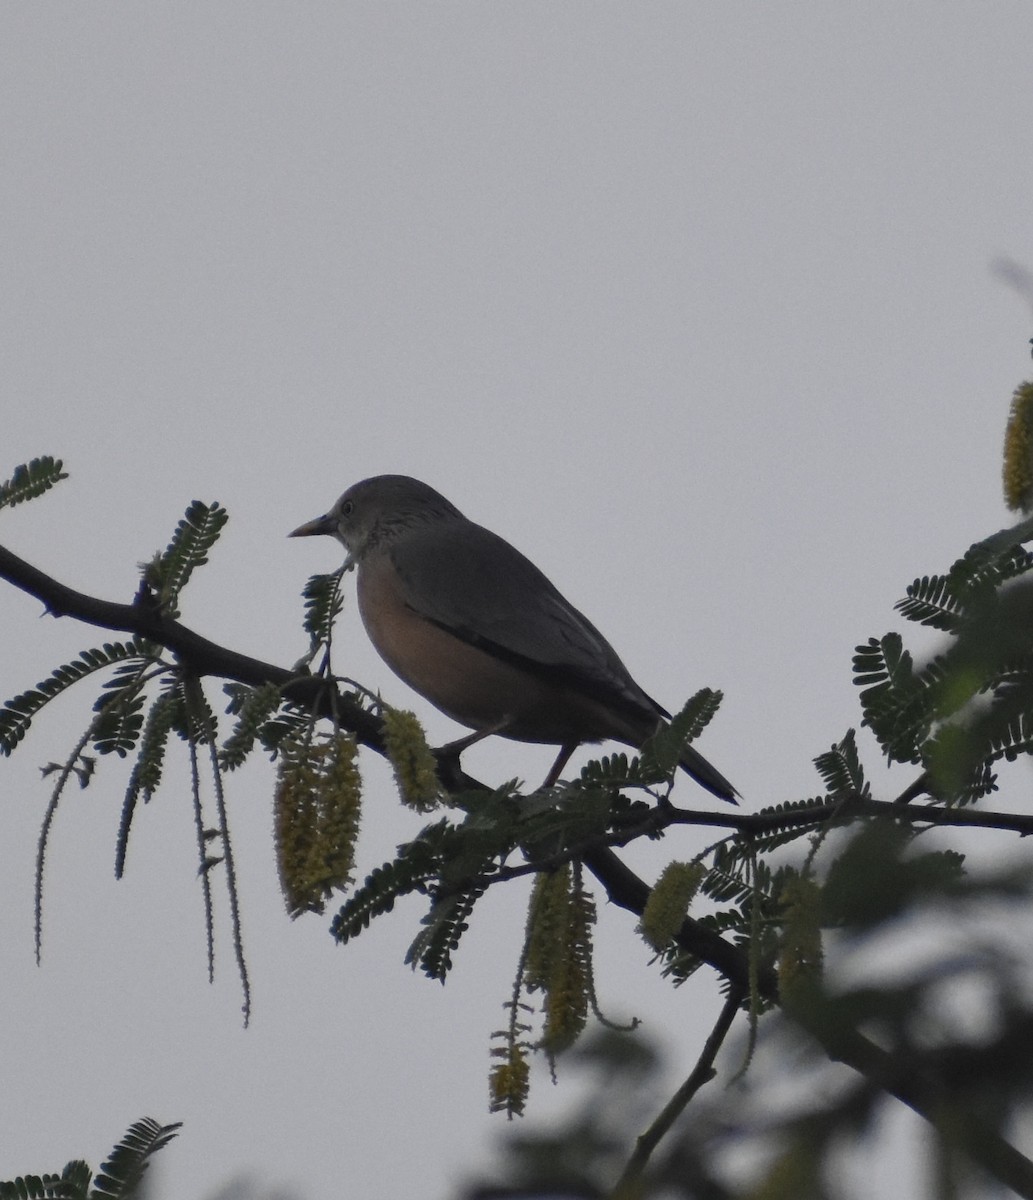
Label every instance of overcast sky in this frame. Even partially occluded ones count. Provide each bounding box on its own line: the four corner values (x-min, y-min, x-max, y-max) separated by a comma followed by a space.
3, 6, 1033, 1198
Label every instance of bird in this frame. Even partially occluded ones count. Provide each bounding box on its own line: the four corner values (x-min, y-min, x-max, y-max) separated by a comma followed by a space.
290, 475, 737, 802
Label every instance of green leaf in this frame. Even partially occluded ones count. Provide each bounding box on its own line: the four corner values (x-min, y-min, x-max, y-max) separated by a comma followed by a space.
405, 884, 485, 980
89, 1117, 181, 1200
747, 798, 829, 853
302, 570, 346, 648
813, 729, 869, 799
0, 456, 68, 511
330, 832, 444, 945
641, 688, 723, 776
0, 1157, 89, 1199
92, 693, 147, 758
256, 712, 312, 757
577, 751, 654, 789
0, 642, 150, 756
896, 573, 967, 632
116, 692, 181, 878
219, 682, 284, 770
0, 1173, 76, 1199
853, 634, 931, 763
59, 1161, 91, 1200
145, 500, 228, 618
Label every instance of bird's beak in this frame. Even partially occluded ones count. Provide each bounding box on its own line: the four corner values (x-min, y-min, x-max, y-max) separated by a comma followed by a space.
288, 513, 337, 538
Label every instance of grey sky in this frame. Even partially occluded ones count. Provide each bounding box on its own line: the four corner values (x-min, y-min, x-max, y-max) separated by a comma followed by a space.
3, 6, 1033, 1197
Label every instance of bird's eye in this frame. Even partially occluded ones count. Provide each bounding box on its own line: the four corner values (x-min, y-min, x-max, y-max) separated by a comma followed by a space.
340, 499, 354, 517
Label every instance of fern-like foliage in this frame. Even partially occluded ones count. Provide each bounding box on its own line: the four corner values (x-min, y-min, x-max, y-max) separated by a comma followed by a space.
813, 729, 869, 799
169, 675, 219, 745
577, 751, 659, 790
0, 1163, 85, 1200
302, 570, 346, 651
406, 881, 487, 980
0, 642, 152, 756
853, 634, 932, 764
331, 787, 536, 969
896, 572, 976, 633
144, 500, 228, 618
0, 456, 67, 511
92, 676, 149, 760
744, 798, 831, 854
0, 1118, 179, 1200
115, 690, 182, 878
330, 837, 441, 944
944, 540, 1033, 602
858, 533, 1033, 800
641, 688, 724, 776
219, 682, 284, 770
254, 704, 318, 759
89, 1117, 181, 1199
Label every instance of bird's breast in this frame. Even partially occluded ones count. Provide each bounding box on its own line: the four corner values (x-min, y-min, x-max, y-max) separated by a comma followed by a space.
355, 555, 642, 744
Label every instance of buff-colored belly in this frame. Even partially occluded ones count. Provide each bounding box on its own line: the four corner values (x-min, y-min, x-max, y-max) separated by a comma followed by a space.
357, 558, 640, 746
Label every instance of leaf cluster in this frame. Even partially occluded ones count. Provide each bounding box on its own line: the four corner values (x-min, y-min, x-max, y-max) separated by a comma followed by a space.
0, 1117, 180, 1200
0, 456, 67, 511
142, 499, 228, 619
857, 534, 1033, 801
0, 490, 269, 1020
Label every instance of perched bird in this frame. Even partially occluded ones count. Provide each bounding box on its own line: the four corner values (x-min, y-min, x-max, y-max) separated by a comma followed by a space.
290, 475, 737, 802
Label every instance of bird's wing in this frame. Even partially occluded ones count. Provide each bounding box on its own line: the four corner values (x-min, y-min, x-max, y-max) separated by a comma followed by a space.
387, 519, 664, 722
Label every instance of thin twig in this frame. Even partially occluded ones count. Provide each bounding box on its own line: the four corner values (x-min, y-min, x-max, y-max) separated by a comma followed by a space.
35, 724, 94, 965
0, 543, 387, 752
204, 703, 251, 1027
185, 722, 216, 985
611, 989, 744, 1197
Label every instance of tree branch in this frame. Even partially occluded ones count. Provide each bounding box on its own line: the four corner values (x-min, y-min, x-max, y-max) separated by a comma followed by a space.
0, 542, 386, 752
5, 542, 1033, 1194
613, 988, 745, 1196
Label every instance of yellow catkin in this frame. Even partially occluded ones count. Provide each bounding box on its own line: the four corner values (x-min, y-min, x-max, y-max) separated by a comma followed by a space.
777, 875, 824, 1004
541, 878, 595, 1055
274, 746, 320, 917
639, 861, 707, 950
523, 866, 572, 993
273, 735, 361, 918
1003, 381, 1033, 513
382, 707, 442, 812
488, 1046, 530, 1117
307, 732, 362, 899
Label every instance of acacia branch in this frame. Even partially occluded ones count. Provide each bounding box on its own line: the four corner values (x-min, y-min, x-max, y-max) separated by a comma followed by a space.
9, 543, 1023, 836
613, 988, 745, 1195
1, 542, 761, 987
0, 542, 386, 751
655, 795, 1033, 838
5, 543, 1033, 1194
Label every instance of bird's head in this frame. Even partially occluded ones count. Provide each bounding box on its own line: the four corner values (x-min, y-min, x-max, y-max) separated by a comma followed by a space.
289, 474, 462, 563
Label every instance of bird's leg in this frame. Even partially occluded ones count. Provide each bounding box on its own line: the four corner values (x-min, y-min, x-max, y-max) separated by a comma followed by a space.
436, 719, 511, 760
542, 742, 578, 789
435, 726, 578, 791
432, 719, 519, 788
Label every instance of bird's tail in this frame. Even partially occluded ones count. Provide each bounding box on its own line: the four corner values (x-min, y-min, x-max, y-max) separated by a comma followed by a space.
679, 744, 739, 805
